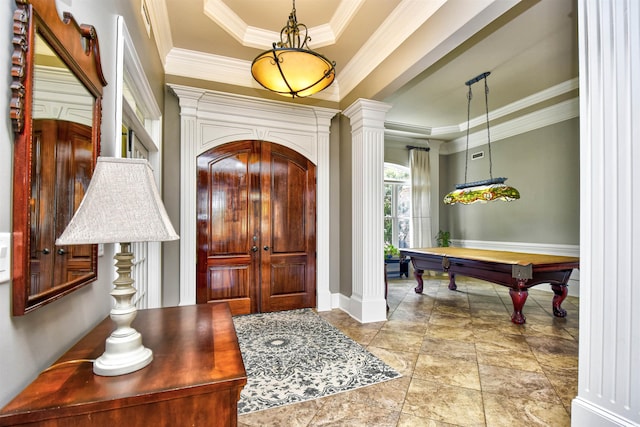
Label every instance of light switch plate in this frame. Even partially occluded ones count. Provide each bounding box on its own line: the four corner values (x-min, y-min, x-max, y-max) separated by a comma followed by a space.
0, 232, 10, 283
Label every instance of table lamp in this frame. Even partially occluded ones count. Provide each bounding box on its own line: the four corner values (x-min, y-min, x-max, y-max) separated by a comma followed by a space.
56, 157, 179, 376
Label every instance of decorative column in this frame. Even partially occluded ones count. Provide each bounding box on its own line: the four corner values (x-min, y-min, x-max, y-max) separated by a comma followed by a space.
172, 86, 202, 306
315, 111, 335, 312
572, 1, 640, 425
343, 99, 392, 323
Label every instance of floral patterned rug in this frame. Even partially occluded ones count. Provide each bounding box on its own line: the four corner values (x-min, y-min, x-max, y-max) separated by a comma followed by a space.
233, 308, 401, 414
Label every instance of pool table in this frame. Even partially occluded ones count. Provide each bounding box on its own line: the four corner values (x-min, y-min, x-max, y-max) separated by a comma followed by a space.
400, 247, 579, 324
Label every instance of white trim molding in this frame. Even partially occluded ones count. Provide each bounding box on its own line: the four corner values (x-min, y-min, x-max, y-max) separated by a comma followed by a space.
573, 0, 640, 425
443, 97, 579, 154
343, 98, 392, 323
168, 84, 338, 312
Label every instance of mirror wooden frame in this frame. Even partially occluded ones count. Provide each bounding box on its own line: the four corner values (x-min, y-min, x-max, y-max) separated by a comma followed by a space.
11, 0, 107, 315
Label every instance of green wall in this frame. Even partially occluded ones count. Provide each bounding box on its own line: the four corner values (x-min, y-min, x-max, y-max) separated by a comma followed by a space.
162, 88, 181, 306
440, 118, 580, 244
338, 114, 354, 297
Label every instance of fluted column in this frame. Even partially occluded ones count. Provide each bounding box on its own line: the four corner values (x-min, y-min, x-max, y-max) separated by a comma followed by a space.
572, 1, 640, 425
315, 110, 335, 312
171, 86, 203, 306
343, 99, 392, 323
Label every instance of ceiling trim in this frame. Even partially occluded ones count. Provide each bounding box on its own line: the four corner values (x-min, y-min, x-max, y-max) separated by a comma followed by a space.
143, 0, 172, 63
458, 78, 579, 132
442, 97, 579, 154
432, 77, 579, 137
165, 48, 256, 88
338, 0, 447, 97
153, 0, 445, 101
329, 0, 367, 42
384, 78, 578, 140
164, 47, 341, 101
202, 0, 366, 49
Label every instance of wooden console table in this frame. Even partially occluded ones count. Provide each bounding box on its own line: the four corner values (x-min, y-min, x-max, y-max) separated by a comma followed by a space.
0, 303, 247, 426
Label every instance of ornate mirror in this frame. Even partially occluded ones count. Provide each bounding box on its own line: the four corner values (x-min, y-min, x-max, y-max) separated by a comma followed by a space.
11, 0, 106, 315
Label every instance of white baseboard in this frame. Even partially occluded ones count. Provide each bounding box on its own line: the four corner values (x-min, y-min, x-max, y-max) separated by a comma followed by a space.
571, 397, 639, 427
327, 292, 389, 323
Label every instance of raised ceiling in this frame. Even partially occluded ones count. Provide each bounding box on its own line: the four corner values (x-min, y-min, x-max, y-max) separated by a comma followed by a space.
148, 0, 578, 145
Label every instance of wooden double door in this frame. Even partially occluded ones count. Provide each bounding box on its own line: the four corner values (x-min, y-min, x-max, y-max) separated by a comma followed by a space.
30, 119, 93, 296
196, 141, 316, 315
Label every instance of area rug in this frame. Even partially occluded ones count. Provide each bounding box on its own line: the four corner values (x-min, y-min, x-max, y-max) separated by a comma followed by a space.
233, 308, 401, 414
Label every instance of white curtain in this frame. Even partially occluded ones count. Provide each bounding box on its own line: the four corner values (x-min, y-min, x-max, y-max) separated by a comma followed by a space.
410, 149, 432, 248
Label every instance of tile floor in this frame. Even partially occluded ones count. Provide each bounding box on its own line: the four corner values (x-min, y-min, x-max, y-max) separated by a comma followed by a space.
238, 275, 579, 427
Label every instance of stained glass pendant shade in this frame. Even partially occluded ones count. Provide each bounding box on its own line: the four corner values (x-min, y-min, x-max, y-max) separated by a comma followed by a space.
444, 72, 520, 205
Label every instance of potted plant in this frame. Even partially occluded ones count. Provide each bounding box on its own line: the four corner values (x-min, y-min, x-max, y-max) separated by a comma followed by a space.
384, 242, 399, 258
435, 230, 451, 247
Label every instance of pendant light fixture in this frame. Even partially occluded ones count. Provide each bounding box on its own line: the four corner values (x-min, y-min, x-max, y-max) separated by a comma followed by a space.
251, 0, 336, 98
444, 72, 520, 205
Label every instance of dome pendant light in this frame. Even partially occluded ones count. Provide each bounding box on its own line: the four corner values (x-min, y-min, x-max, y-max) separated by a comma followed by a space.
251, 0, 336, 98
444, 72, 521, 205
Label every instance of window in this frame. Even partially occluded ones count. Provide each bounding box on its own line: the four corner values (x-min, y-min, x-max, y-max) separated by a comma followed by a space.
384, 163, 411, 249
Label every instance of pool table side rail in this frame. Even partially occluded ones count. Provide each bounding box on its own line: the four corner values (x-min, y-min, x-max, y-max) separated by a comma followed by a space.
400, 248, 579, 289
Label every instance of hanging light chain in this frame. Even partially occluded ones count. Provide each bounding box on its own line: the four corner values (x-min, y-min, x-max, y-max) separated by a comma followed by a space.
278, 0, 310, 50
464, 84, 473, 185
463, 71, 492, 184
484, 77, 493, 179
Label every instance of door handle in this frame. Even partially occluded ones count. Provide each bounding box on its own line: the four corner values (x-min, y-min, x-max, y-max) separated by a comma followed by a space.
263, 246, 270, 251
57, 248, 66, 255
37, 248, 50, 255
251, 246, 258, 252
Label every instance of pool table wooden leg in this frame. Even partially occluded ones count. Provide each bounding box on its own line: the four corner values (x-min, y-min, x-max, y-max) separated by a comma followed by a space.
414, 269, 424, 293
448, 272, 457, 290
551, 284, 568, 317
509, 285, 528, 324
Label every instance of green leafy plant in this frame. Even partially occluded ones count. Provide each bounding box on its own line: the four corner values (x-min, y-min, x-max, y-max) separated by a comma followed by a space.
384, 242, 400, 257
435, 230, 451, 247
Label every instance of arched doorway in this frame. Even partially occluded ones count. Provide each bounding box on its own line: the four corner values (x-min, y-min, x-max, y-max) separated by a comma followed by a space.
196, 140, 316, 315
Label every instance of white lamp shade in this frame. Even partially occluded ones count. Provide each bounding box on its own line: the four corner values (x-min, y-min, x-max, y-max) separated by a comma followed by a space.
56, 157, 179, 245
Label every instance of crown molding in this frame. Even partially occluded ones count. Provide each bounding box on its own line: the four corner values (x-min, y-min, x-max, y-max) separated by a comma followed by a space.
442, 97, 579, 154
338, 0, 447, 97
165, 48, 250, 87
150, 0, 435, 100
143, 0, 173, 63
384, 121, 433, 139
164, 48, 341, 102
330, 0, 367, 41
434, 77, 579, 135
385, 78, 578, 143
202, 0, 365, 49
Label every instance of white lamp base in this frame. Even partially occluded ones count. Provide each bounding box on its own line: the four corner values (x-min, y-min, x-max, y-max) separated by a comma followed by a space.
93, 329, 153, 376
93, 245, 153, 376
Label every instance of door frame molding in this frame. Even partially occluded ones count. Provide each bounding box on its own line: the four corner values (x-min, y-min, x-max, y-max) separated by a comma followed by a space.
168, 85, 338, 311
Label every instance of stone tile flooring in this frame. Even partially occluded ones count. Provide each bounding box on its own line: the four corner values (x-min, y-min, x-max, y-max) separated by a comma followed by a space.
238, 276, 579, 426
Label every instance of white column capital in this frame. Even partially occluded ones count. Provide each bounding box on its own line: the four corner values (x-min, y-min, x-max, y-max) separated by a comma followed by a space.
343, 99, 392, 131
